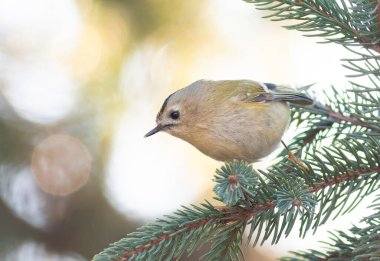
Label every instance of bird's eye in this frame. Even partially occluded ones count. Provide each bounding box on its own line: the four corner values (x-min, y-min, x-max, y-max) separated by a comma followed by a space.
170, 111, 180, 120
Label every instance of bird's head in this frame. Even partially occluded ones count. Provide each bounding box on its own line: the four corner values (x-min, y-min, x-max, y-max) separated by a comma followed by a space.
145, 87, 197, 139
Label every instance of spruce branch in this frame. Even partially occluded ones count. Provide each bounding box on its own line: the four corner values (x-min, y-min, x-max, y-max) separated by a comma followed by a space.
283, 85, 380, 161
244, 0, 380, 53
213, 161, 258, 206
94, 136, 379, 260
283, 194, 380, 260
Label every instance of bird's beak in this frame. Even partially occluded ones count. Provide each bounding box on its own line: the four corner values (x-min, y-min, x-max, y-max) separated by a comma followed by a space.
144, 125, 163, 138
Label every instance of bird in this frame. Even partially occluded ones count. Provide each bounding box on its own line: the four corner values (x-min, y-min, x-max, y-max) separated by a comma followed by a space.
145, 79, 313, 163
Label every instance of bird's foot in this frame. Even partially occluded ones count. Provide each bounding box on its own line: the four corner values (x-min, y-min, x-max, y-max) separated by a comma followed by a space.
287, 150, 310, 172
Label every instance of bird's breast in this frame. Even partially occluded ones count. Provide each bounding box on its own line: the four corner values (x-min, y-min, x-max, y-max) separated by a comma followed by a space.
184, 102, 290, 162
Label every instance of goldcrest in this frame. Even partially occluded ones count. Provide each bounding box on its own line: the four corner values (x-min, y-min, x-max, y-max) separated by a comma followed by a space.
145, 80, 312, 162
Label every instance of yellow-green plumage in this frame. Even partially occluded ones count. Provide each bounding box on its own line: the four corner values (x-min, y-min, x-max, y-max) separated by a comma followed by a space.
146, 80, 313, 162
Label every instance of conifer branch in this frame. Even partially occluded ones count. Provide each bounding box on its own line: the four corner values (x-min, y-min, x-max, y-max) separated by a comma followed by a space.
244, 0, 380, 53
309, 165, 380, 192
94, 138, 379, 260
283, 193, 380, 260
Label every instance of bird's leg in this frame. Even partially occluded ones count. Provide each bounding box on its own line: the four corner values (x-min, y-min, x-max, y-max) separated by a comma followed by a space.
281, 140, 310, 172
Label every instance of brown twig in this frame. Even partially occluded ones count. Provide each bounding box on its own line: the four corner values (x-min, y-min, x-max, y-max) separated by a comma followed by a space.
328, 112, 376, 129
303, 128, 326, 146
120, 219, 210, 260
300, 108, 379, 150
309, 166, 380, 192
221, 224, 241, 258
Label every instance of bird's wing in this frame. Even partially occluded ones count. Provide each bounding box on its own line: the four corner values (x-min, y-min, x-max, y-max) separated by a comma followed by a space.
239, 81, 313, 106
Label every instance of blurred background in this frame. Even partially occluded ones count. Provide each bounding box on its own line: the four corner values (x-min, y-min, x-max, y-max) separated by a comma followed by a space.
0, 0, 372, 260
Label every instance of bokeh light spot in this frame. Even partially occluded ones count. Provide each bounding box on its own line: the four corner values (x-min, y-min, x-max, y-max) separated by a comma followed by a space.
31, 134, 92, 196
5, 241, 85, 261
2, 60, 77, 124
0, 167, 50, 229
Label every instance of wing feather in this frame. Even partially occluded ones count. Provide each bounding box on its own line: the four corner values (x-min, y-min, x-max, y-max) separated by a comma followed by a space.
241, 81, 313, 105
